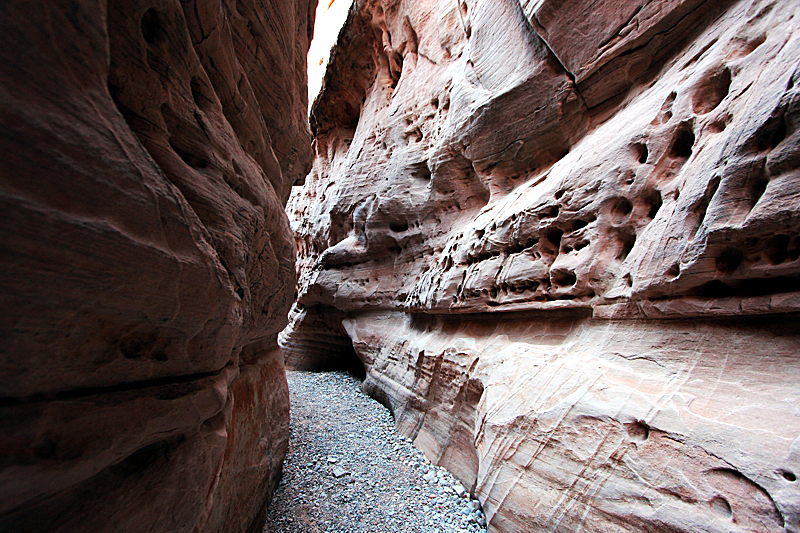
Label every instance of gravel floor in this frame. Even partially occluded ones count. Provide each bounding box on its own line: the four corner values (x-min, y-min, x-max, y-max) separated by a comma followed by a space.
263, 371, 487, 533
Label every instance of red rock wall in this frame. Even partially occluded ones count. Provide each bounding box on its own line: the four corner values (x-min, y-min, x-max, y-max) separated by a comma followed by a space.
0, 1, 314, 531
285, 0, 800, 530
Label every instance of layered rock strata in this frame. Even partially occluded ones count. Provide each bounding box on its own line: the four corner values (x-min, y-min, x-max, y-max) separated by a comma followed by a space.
0, 0, 314, 531
284, 0, 800, 531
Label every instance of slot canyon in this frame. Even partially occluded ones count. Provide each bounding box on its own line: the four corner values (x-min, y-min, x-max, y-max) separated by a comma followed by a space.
1, 0, 799, 532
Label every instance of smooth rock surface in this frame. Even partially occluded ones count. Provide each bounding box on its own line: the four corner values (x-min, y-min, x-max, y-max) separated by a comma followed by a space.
0, 0, 313, 531
284, 0, 800, 530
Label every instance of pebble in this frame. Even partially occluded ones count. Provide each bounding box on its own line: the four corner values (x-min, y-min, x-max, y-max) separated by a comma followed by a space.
263, 371, 486, 533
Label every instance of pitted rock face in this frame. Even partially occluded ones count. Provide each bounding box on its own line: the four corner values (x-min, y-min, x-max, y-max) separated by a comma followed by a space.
0, 1, 313, 532
285, 0, 800, 531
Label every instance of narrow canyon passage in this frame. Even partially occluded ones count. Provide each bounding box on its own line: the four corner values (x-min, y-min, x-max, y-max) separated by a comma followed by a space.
264, 371, 487, 533
1, 0, 800, 531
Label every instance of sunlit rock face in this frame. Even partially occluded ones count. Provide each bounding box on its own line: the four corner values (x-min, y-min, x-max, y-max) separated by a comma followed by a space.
284, 0, 800, 530
0, 1, 314, 532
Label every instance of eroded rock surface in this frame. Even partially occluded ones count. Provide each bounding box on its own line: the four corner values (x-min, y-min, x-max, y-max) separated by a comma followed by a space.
0, 0, 313, 531
284, 0, 800, 530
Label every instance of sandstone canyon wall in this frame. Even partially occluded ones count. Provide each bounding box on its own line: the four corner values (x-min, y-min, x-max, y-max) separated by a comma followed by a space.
283, 0, 800, 531
0, 1, 314, 532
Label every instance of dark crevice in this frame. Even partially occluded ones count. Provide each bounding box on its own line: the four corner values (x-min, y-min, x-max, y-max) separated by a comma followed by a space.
693, 277, 800, 298
0, 366, 231, 408
529, 14, 576, 85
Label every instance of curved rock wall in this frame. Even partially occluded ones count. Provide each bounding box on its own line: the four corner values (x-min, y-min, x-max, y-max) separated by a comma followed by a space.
0, 1, 314, 531
284, 0, 800, 530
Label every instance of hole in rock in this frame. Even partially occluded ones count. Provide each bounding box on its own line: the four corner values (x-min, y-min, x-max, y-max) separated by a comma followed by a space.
692, 66, 731, 115
541, 205, 559, 218
709, 496, 733, 518
572, 219, 588, 231
573, 239, 589, 251
546, 227, 563, 248
715, 247, 743, 273
552, 270, 577, 287
748, 174, 769, 210
749, 111, 787, 152
765, 234, 790, 264
506, 242, 525, 254
781, 470, 797, 482
611, 197, 633, 224
633, 142, 649, 164
119, 330, 158, 360
690, 176, 720, 240
625, 421, 649, 441
667, 263, 681, 278
340, 345, 367, 381
410, 161, 431, 181
141, 8, 165, 45
617, 231, 636, 260
389, 221, 409, 233
653, 91, 676, 124
709, 117, 729, 133
670, 124, 695, 159
622, 170, 635, 185
644, 189, 662, 219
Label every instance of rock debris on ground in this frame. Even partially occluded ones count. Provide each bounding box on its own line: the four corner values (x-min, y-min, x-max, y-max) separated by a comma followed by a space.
263, 371, 487, 533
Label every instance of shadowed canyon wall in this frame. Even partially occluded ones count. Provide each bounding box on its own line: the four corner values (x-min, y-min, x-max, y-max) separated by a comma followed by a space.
283, 0, 800, 531
0, 1, 314, 531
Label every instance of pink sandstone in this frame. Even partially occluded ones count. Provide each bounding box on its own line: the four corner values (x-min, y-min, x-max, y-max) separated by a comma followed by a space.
0, 0, 314, 531
284, 0, 800, 531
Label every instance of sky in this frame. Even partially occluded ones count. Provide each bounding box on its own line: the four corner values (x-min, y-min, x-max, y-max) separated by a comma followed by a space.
307, 0, 353, 113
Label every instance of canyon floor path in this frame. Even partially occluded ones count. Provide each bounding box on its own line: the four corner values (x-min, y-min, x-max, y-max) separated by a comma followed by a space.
263, 371, 487, 533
